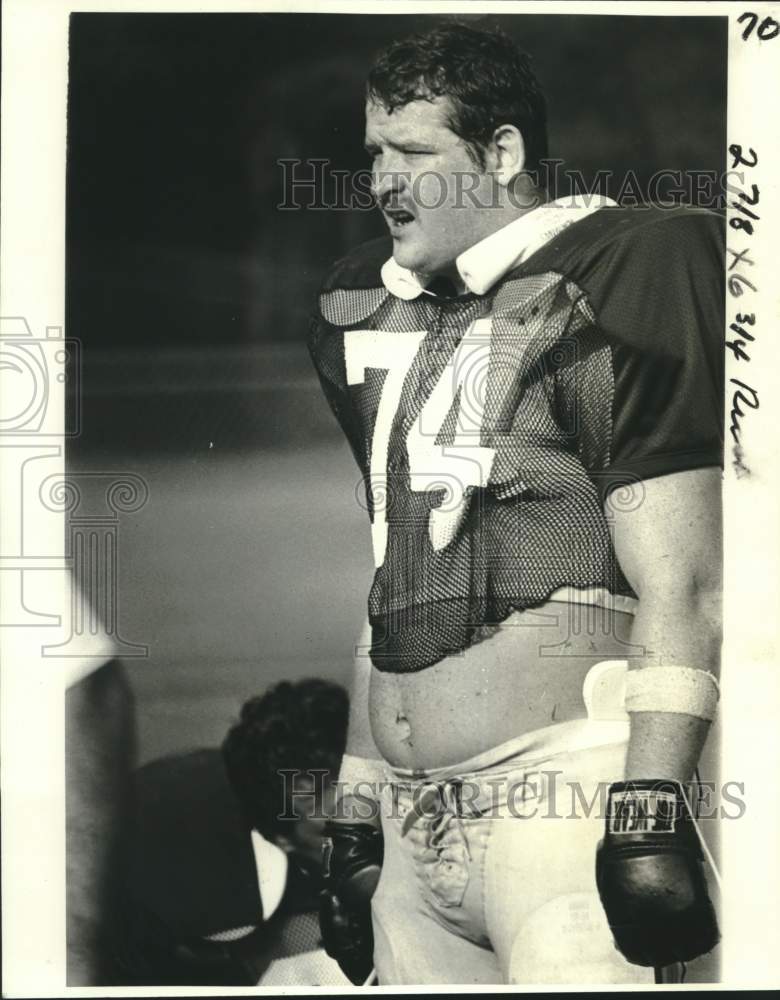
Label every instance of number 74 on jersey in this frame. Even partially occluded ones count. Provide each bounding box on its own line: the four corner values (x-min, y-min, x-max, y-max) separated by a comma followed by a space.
345, 320, 497, 568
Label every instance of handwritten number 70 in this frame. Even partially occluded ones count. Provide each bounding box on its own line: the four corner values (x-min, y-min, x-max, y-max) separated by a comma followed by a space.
738, 11, 779, 40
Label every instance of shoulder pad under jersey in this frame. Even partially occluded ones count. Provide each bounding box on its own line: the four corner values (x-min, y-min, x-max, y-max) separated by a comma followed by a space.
319, 236, 392, 327
525, 204, 725, 360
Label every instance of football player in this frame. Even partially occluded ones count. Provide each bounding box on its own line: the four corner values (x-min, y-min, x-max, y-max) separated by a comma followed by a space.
312, 22, 723, 985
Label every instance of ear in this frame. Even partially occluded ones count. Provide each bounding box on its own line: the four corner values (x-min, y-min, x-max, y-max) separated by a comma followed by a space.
488, 124, 526, 187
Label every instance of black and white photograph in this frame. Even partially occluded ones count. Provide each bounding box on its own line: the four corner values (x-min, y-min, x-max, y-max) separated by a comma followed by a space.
1, 1, 779, 994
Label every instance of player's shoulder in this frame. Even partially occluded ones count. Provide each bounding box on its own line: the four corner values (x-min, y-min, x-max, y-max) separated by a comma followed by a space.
317, 236, 393, 328
595, 203, 723, 252
321, 235, 392, 293
547, 203, 724, 278
548, 205, 725, 359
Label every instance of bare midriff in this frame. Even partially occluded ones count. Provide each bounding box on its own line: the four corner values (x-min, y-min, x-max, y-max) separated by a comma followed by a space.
368, 600, 636, 770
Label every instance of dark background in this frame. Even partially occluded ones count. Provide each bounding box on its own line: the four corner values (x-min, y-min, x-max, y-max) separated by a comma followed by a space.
65, 16, 724, 981
67, 12, 727, 356
66, 12, 727, 454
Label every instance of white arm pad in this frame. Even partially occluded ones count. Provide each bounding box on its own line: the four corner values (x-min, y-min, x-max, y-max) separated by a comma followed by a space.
624, 665, 720, 721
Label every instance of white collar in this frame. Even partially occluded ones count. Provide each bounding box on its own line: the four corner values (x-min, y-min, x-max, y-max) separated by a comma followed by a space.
250, 828, 289, 920
380, 195, 617, 300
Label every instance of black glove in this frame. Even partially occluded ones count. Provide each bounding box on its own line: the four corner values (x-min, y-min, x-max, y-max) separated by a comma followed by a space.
319, 820, 383, 985
596, 779, 720, 967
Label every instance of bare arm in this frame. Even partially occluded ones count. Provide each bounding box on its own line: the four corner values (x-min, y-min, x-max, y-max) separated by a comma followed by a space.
610, 467, 722, 783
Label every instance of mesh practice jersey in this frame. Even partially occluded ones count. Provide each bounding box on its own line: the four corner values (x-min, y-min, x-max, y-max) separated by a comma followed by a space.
309, 206, 725, 673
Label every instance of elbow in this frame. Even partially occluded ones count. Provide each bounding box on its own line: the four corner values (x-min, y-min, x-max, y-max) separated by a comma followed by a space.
632, 571, 723, 667
687, 580, 723, 664
691, 574, 722, 632
685, 561, 723, 639
639, 579, 723, 675
633, 560, 722, 630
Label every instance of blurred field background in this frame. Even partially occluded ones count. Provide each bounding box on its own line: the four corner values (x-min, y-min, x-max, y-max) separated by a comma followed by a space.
66, 13, 724, 978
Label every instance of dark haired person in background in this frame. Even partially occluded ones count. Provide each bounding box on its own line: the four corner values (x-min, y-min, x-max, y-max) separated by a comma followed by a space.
109, 678, 350, 986
311, 21, 723, 986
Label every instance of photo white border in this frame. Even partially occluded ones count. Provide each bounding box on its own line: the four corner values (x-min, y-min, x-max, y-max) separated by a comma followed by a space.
1, 0, 778, 993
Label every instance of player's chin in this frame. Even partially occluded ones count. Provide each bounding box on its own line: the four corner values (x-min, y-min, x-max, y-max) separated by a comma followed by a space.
391, 238, 432, 273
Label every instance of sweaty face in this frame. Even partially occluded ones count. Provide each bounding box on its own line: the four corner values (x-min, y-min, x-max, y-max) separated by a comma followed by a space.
365, 97, 494, 281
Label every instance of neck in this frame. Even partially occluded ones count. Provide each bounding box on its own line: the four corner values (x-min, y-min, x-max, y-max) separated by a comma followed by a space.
480, 182, 547, 237
434, 264, 468, 296
423, 184, 548, 294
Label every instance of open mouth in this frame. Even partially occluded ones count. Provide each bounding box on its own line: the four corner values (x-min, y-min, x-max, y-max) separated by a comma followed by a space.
384, 208, 416, 227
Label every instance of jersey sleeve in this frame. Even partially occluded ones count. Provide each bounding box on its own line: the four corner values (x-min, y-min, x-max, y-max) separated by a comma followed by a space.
307, 311, 367, 474
582, 210, 725, 500
307, 238, 391, 474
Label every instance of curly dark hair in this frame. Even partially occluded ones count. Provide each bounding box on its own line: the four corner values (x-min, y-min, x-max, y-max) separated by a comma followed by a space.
366, 21, 548, 176
221, 678, 349, 841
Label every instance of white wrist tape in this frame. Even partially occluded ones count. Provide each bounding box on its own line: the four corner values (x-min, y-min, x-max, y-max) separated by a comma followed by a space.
624, 666, 720, 721
337, 752, 389, 799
